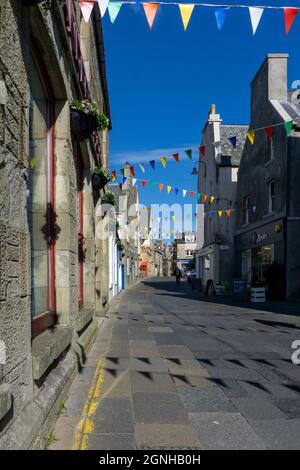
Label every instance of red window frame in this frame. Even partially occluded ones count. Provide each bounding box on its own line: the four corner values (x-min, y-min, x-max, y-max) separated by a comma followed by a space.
77, 148, 84, 307
30, 39, 56, 338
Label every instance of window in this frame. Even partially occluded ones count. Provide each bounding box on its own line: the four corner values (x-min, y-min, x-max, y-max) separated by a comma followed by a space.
243, 196, 250, 225
77, 148, 84, 307
268, 181, 275, 214
28, 44, 56, 337
268, 138, 274, 162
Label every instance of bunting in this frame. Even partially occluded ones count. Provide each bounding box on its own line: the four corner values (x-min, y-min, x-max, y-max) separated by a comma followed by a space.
264, 126, 273, 140
215, 7, 230, 30
79, 1, 94, 23
185, 149, 192, 159
199, 146, 205, 157
108, 1, 123, 23
183, 189, 187, 198
142, 179, 147, 188
284, 8, 299, 35
167, 185, 172, 193
159, 183, 164, 191
149, 160, 155, 170
139, 163, 145, 173
229, 136, 237, 149
246, 130, 255, 145
248, 7, 263, 35
160, 157, 167, 168
143, 2, 159, 29
178, 4, 195, 31
98, 0, 109, 17
284, 120, 293, 135
173, 153, 180, 163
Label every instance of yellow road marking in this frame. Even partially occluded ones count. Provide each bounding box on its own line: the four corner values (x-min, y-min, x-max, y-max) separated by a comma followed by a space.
72, 325, 113, 450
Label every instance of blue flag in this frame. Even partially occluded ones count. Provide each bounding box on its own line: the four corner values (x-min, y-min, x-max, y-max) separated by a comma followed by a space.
229, 136, 237, 149
149, 160, 155, 170
175, 188, 179, 195
215, 7, 230, 30
122, 176, 127, 184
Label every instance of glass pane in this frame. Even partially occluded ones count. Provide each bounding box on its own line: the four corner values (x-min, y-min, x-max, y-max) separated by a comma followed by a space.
27, 52, 49, 317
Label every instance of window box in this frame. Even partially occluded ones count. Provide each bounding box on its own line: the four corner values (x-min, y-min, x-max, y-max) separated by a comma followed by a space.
70, 107, 98, 142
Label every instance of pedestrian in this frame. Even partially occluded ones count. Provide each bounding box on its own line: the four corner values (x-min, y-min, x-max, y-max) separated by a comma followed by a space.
174, 266, 182, 287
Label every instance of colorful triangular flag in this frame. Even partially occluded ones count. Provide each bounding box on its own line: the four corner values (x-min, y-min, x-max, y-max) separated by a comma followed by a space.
197, 193, 202, 201
143, 3, 159, 30
264, 126, 273, 140
120, 168, 124, 176
246, 130, 255, 145
171, 215, 175, 221
284, 8, 299, 35
111, 170, 117, 180
149, 160, 155, 170
173, 153, 180, 163
248, 7, 264, 35
142, 179, 147, 188
97, 0, 109, 18
150, 180, 155, 189
107, 1, 122, 23
190, 191, 194, 198
215, 7, 230, 30
203, 194, 208, 202
159, 183, 164, 191
218, 210, 223, 217
226, 210, 231, 217
210, 196, 215, 204
229, 136, 237, 149
185, 149, 192, 159
182, 189, 187, 198
178, 4, 195, 31
130, 166, 135, 176
79, 1, 95, 23
175, 188, 179, 195
160, 157, 167, 168
132, 178, 137, 186
139, 163, 145, 173
167, 186, 172, 194
284, 120, 293, 135
199, 145, 205, 157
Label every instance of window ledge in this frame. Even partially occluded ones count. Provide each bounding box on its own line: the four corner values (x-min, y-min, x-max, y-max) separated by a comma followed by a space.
0, 383, 12, 421
76, 307, 94, 333
32, 326, 72, 381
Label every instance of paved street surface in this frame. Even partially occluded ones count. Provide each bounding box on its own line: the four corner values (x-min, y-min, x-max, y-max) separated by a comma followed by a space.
50, 278, 300, 450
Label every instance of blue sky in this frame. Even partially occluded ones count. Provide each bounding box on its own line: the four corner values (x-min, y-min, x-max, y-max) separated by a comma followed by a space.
102, 1, 300, 232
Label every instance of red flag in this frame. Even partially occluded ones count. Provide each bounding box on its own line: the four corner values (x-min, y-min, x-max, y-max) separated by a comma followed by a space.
142, 179, 147, 188
172, 153, 180, 163
284, 8, 299, 35
264, 126, 273, 140
112, 170, 117, 180
190, 191, 194, 198
130, 166, 135, 176
199, 146, 205, 157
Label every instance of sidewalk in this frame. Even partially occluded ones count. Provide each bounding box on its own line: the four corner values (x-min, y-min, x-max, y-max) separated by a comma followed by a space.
49, 277, 300, 450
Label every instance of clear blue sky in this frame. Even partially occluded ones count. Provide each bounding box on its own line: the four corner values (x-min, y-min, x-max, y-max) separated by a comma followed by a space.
102, 1, 300, 233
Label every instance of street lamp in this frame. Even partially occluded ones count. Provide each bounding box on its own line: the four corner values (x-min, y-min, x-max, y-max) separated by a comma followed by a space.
191, 160, 206, 177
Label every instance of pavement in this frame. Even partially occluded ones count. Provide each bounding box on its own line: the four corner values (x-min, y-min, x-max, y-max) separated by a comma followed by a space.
49, 277, 300, 450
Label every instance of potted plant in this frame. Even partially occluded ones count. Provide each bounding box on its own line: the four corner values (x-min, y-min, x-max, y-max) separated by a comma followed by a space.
92, 167, 112, 191
101, 192, 116, 207
70, 100, 109, 142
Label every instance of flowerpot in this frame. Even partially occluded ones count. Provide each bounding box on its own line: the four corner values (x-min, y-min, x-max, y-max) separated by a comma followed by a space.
70, 108, 98, 142
21, 0, 44, 5
92, 173, 109, 191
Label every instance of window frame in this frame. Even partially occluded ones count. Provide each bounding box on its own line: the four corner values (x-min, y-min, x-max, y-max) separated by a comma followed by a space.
30, 39, 56, 338
77, 147, 84, 308
268, 180, 275, 214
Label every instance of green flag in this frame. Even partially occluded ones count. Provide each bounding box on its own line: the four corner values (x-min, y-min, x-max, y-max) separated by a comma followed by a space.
150, 181, 155, 189
185, 149, 192, 159
284, 120, 293, 136
108, 2, 122, 23
197, 193, 202, 201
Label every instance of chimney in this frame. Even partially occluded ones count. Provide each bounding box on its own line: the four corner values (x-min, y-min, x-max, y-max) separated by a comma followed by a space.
251, 54, 288, 101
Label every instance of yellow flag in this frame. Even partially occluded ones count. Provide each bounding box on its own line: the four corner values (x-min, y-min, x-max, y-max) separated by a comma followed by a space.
160, 157, 167, 168
178, 4, 195, 31
167, 185, 172, 194
172, 215, 175, 221
210, 196, 215, 204
29, 158, 36, 169
218, 210, 223, 217
247, 130, 255, 145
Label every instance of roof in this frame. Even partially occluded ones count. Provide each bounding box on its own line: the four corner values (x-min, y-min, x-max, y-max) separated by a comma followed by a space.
220, 125, 248, 166
278, 90, 300, 122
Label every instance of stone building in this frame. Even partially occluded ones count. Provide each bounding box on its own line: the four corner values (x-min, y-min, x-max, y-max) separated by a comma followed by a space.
174, 232, 197, 273
235, 54, 300, 298
195, 106, 247, 288
0, 0, 111, 448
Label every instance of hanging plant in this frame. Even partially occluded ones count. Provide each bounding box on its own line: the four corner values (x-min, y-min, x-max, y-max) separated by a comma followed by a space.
101, 192, 116, 206
70, 100, 109, 142
92, 167, 112, 191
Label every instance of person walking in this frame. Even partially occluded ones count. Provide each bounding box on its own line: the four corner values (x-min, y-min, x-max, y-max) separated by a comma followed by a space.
174, 266, 182, 287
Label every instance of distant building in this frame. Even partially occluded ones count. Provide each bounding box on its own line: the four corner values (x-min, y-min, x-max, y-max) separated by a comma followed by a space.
173, 232, 196, 272
235, 54, 300, 298
195, 105, 247, 287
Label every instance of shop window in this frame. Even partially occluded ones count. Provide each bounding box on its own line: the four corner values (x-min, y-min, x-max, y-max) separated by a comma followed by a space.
243, 196, 250, 225
28, 45, 56, 337
268, 181, 275, 214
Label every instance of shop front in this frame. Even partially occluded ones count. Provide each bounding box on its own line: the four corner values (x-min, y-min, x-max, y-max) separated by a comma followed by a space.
235, 219, 285, 295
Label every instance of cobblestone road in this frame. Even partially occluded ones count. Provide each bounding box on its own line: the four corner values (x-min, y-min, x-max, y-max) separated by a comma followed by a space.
50, 278, 300, 450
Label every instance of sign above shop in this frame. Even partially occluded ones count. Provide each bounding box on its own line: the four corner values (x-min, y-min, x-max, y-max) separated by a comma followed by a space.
251, 232, 269, 244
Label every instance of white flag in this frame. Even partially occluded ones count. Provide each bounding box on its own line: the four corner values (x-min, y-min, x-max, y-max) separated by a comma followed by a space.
79, 1, 94, 23
182, 189, 187, 198
132, 178, 137, 186
98, 0, 109, 18
249, 7, 264, 35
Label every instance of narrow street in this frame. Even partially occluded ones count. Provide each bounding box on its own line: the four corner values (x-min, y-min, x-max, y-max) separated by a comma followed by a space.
50, 278, 300, 450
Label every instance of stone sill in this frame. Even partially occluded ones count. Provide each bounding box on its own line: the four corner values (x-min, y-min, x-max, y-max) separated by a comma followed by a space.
0, 384, 12, 421
75, 307, 94, 333
32, 326, 72, 381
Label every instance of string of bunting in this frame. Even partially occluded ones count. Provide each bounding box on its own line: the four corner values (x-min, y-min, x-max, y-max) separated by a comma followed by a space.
110, 117, 296, 178
114, 174, 240, 218
80, 1, 300, 35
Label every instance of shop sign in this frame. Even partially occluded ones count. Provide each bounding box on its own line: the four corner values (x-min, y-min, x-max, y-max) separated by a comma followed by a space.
220, 245, 229, 251
251, 232, 269, 244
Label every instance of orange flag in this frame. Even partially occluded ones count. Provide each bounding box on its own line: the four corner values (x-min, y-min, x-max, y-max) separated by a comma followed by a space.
203, 194, 208, 202
143, 3, 159, 29
226, 210, 231, 217
159, 183, 164, 191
